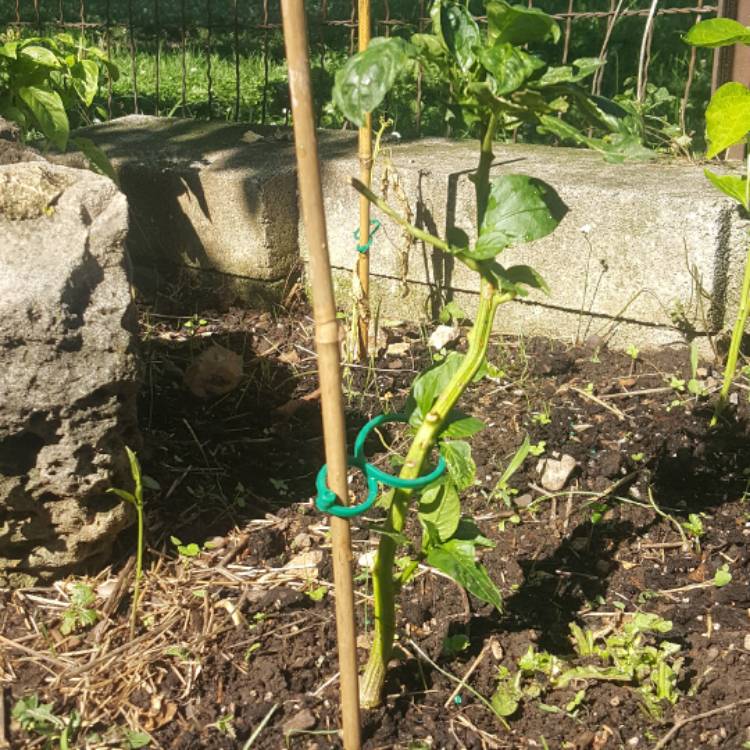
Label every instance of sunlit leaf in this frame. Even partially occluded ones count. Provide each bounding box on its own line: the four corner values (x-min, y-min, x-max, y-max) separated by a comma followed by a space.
418, 480, 461, 542
480, 42, 544, 96
440, 2, 481, 72
332, 37, 413, 127
17, 85, 68, 150
487, 1, 560, 46
471, 174, 567, 260
426, 537, 503, 610
704, 82, 750, 159
684, 18, 750, 48
704, 169, 749, 209
439, 440, 476, 491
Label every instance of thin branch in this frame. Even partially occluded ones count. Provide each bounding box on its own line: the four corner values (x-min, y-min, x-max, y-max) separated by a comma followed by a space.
651, 698, 750, 750
350, 177, 454, 256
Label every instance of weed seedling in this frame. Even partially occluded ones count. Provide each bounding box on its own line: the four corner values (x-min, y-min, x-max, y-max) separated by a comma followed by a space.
12, 696, 81, 750
108, 447, 146, 639
60, 582, 99, 636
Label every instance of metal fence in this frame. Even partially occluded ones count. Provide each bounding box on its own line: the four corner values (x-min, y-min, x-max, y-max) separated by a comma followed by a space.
1, 1, 740, 137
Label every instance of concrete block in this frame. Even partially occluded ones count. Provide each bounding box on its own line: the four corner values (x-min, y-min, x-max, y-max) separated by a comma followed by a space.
80, 116, 317, 300
312, 138, 749, 349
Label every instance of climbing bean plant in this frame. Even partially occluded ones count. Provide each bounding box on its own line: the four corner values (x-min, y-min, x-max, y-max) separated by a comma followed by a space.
332, 0, 618, 709
685, 18, 750, 424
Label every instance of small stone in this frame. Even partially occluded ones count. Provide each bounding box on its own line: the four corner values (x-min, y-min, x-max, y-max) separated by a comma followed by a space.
539, 454, 577, 491
184, 344, 243, 398
743, 634, 750, 651
291, 533, 312, 550
428, 324, 460, 350
490, 640, 504, 661
386, 341, 411, 356
515, 493, 534, 508
283, 708, 316, 734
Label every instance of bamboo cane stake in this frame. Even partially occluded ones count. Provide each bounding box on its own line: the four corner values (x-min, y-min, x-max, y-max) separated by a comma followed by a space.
280, 3, 361, 748
356, 0, 373, 360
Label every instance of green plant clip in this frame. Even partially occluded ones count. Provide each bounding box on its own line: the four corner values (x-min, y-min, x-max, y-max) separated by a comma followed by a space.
315, 413, 446, 518
354, 218, 382, 254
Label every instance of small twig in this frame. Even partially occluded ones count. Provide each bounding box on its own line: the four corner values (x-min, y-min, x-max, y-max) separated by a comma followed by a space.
242, 702, 279, 749
310, 671, 340, 697
570, 386, 628, 421
219, 534, 251, 567
406, 639, 508, 728
651, 697, 750, 750
444, 640, 493, 708
599, 386, 673, 400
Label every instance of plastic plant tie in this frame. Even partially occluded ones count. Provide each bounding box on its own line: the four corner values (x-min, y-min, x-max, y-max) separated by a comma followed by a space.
315, 413, 446, 518
354, 218, 382, 254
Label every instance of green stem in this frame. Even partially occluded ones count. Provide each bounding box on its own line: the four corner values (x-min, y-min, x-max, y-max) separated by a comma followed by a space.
712, 153, 750, 426
360, 284, 509, 707
130, 502, 143, 640
360, 114, 501, 708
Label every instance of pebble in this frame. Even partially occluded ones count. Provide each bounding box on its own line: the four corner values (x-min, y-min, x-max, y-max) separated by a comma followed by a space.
283, 708, 316, 734
515, 493, 534, 508
428, 324, 460, 350
386, 341, 411, 356
538, 454, 577, 491
743, 634, 750, 651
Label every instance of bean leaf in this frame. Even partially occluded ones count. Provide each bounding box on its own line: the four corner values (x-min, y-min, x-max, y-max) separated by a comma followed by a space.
704, 82, 750, 159
441, 413, 486, 439
471, 174, 566, 260
332, 37, 413, 127
489, 263, 549, 296
487, 1, 560, 46
426, 537, 503, 611
684, 18, 750, 49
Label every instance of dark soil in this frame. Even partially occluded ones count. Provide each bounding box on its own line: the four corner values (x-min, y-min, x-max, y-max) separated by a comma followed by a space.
4, 300, 750, 750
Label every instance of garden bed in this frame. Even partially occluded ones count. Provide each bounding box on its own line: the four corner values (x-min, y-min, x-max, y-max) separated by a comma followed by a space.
3, 298, 750, 750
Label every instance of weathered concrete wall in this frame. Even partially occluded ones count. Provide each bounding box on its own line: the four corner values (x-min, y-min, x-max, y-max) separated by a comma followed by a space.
311, 139, 748, 350
84, 116, 748, 350
81, 116, 354, 309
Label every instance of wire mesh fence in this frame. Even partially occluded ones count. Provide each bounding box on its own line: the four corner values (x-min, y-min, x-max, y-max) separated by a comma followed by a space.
0, 1, 728, 137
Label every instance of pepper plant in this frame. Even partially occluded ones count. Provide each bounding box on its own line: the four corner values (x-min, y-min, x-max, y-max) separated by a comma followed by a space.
332, 0, 610, 708
684, 19, 750, 424
0, 31, 118, 177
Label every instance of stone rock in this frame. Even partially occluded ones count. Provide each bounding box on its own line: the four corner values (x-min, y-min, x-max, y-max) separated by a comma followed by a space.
538, 454, 577, 492
428, 324, 460, 350
183, 343, 243, 398
0, 161, 139, 586
0, 116, 20, 142
282, 708, 316, 734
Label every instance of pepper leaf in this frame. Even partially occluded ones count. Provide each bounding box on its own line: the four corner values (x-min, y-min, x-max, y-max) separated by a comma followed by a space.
704, 82, 750, 159
684, 18, 750, 49
426, 537, 503, 611
470, 174, 566, 260
487, 1, 560, 46
332, 37, 413, 127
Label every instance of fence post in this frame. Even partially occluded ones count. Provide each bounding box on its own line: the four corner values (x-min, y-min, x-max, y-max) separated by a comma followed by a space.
713, 0, 750, 159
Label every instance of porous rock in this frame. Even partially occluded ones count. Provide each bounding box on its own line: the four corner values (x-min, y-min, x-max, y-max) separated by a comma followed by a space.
0, 160, 140, 586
